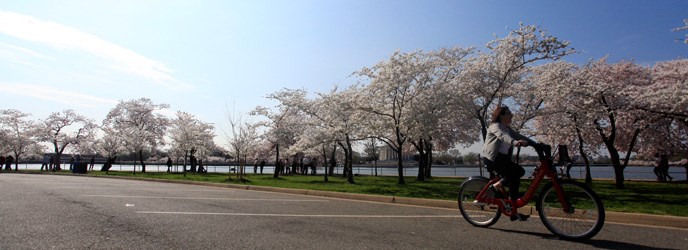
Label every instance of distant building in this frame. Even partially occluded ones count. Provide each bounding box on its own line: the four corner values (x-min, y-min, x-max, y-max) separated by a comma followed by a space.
377, 145, 413, 161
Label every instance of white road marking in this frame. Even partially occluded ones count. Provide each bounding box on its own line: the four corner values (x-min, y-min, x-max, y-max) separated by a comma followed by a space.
57, 187, 233, 192
84, 195, 328, 202
136, 211, 461, 218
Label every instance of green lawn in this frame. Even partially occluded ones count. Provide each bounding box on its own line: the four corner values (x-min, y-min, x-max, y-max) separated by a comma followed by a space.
24, 170, 688, 217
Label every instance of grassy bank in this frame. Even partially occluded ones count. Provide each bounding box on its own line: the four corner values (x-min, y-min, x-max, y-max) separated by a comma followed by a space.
17, 170, 688, 217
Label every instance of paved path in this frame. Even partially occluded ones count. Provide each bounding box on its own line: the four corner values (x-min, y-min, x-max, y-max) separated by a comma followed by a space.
0, 174, 686, 249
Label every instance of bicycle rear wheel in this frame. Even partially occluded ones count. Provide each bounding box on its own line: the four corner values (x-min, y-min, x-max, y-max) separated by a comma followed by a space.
537, 179, 605, 240
458, 178, 500, 227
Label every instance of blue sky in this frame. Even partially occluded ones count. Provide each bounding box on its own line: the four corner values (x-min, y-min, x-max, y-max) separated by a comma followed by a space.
0, 0, 686, 152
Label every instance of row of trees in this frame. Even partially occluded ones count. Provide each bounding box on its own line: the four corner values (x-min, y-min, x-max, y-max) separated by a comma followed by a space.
2, 24, 685, 189
251, 24, 687, 188
0, 98, 226, 174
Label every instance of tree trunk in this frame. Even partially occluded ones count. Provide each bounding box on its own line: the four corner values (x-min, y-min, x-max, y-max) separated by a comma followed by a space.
416, 152, 426, 182
53, 141, 65, 171
338, 141, 351, 181
139, 149, 146, 173
607, 146, 625, 188
13, 155, 19, 171
425, 141, 433, 179
273, 144, 280, 178
575, 125, 593, 185
415, 138, 426, 182
345, 135, 354, 184
321, 145, 328, 182
339, 142, 349, 179
184, 150, 188, 173
329, 144, 336, 177
396, 127, 405, 185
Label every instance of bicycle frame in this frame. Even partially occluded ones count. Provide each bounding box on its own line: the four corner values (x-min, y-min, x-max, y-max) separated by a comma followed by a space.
477, 159, 572, 217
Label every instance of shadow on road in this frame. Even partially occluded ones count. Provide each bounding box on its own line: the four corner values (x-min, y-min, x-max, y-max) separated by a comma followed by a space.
493, 228, 670, 250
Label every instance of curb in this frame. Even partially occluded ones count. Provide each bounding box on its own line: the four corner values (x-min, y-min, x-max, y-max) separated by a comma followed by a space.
14, 172, 688, 229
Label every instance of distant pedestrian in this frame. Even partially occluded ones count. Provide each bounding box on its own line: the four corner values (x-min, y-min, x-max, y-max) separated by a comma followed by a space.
89, 156, 95, 171
558, 145, 573, 178
69, 156, 75, 171
660, 153, 673, 182
654, 153, 664, 181
49, 155, 54, 171
5, 155, 14, 171
259, 160, 265, 174
253, 161, 258, 174
41, 154, 50, 171
166, 157, 172, 173
197, 159, 206, 173
0, 155, 5, 171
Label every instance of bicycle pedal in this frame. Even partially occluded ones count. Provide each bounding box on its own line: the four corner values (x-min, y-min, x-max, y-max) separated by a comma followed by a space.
472, 200, 487, 206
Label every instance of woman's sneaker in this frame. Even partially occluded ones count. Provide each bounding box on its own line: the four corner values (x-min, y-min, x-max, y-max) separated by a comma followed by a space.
510, 213, 530, 221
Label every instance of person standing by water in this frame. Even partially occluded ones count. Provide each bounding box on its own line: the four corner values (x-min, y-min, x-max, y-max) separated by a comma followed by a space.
89, 156, 95, 171
166, 157, 173, 173
41, 154, 50, 171
660, 153, 673, 182
51, 154, 60, 171
69, 155, 75, 171
653, 153, 665, 181
5, 155, 14, 171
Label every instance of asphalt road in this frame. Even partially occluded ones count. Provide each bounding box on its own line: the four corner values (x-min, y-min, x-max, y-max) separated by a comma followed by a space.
0, 174, 685, 249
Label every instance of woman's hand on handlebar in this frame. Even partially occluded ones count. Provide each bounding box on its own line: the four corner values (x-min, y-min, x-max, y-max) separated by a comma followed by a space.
515, 140, 529, 147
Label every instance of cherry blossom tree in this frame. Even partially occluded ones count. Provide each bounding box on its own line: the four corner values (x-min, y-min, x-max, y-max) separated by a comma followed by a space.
534, 59, 655, 188
584, 59, 658, 188
309, 87, 368, 183
251, 89, 305, 178
38, 109, 97, 171
452, 23, 575, 144
288, 101, 339, 182
530, 61, 600, 184
169, 111, 216, 174
405, 47, 474, 180
102, 98, 169, 173
356, 50, 436, 185
252, 140, 274, 173
630, 59, 688, 158
0, 109, 43, 171
97, 124, 126, 171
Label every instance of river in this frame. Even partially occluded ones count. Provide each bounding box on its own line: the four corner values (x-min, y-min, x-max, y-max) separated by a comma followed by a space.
7, 163, 686, 181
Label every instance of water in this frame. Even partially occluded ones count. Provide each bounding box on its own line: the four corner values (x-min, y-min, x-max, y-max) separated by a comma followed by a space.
6, 163, 686, 181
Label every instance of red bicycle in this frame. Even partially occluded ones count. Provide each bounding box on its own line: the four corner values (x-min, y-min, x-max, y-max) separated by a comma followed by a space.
457, 144, 605, 240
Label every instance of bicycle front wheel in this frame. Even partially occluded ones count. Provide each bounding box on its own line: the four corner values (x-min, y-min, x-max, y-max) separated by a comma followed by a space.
537, 179, 605, 240
458, 178, 500, 227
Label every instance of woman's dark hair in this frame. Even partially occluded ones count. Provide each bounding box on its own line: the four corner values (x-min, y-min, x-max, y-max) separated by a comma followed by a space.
491, 106, 511, 123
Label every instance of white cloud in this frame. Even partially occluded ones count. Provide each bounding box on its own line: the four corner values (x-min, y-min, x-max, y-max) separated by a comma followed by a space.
0, 83, 118, 108
0, 42, 54, 60
0, 11, 191, 90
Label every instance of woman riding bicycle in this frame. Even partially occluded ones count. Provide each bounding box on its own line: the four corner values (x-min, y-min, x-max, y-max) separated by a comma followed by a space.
481, 105, 536, 221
